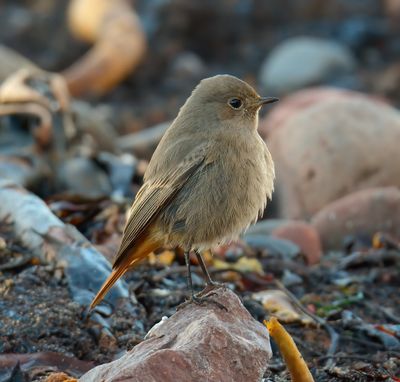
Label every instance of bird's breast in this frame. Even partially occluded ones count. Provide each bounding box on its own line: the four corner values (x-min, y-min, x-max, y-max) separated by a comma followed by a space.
161, 132, 274, 249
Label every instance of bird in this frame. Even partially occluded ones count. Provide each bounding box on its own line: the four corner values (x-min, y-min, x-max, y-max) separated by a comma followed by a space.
90, 74, 278, 309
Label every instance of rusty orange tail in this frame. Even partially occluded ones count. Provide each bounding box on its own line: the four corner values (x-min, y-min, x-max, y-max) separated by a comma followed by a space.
90, 229, 163, 309
90, 266, 128, 310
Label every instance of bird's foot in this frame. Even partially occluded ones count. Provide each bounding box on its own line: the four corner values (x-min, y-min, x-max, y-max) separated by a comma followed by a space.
177, 292, 227, 311
195, 282, 225, 300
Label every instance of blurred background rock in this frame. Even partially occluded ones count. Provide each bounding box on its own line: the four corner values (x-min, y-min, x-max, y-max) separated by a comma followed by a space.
1, 0, 400, 252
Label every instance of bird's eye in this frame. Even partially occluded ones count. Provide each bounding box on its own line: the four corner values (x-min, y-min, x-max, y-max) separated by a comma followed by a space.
228, 98, 242, 109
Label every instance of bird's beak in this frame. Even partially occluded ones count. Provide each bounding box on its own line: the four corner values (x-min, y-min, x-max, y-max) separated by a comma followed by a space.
258, 96, 279, 106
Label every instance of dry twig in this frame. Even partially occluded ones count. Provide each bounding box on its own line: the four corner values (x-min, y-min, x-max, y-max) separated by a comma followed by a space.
265, 317, 314, 382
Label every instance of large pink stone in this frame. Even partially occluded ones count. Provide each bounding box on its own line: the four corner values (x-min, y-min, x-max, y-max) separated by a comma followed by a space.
268, 97, 400, 219
311, 187, 400, 250
80, 287, 271, 382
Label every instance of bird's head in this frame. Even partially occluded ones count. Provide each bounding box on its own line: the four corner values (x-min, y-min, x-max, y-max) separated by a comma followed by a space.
185, 74, 278, 129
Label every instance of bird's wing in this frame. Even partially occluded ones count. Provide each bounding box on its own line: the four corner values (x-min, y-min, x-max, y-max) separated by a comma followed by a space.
113, 144, 209, 267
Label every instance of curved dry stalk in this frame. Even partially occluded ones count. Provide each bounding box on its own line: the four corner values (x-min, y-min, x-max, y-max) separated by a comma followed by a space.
265, 317, 315, 382
64, 0, 147, 97
0, 69, 50, 109
0, 69, 72, 148
0, 102, 52, 147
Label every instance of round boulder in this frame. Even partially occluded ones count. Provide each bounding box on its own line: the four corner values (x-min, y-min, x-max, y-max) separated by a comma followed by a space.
268, 97, 400, 219
259, 87, 385, 138
311, 187, 400, 250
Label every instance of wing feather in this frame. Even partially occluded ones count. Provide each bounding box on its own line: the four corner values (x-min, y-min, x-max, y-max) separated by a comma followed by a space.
113, 145, 208, 267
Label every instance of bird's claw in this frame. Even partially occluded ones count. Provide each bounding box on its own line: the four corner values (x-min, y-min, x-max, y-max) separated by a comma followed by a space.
198, 281, 225, 296
177, 292, 227, 311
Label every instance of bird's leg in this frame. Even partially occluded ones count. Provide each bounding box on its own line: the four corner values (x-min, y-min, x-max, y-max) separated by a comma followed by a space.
179, 251, 227, 311
194, 250, 224, 300
195, 250, 219, 287
184, 251, 196, 300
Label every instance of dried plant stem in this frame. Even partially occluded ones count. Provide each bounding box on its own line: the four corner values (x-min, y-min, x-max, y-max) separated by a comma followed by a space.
265, 317, 314, 382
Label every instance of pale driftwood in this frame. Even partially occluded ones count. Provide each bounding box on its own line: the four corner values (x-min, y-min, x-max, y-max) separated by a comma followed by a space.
0, 179, 131, 309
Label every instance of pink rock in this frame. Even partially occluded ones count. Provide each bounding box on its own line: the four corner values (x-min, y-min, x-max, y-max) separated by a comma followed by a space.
384, 0, 400, 21
80, 288, 271, 382
311, 187, 400, 250
259, 87, 385, 138
272, 221, 322, 264
268, 97, 400, 219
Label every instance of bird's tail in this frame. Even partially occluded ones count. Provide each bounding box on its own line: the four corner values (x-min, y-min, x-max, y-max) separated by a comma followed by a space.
90, 232, 163, 310
90, 266, 128, 310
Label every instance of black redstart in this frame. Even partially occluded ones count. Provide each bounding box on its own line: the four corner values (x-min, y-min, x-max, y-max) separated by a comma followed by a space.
91, 74, 278, 309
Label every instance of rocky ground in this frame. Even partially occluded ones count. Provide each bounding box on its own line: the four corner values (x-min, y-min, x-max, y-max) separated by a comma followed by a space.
1, 218, 399, 381
0, 0, 400, 381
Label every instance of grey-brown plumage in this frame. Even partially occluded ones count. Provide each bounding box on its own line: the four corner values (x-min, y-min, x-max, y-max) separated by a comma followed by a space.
91, 74, 277, 308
